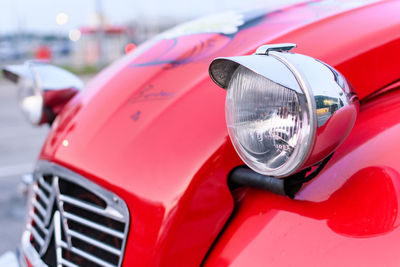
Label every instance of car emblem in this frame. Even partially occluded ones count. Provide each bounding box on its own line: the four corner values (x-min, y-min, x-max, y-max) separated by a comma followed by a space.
37, 176, 72, 258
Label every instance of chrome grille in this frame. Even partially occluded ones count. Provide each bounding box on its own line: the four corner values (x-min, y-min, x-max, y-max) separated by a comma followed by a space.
25, 161, 130, 267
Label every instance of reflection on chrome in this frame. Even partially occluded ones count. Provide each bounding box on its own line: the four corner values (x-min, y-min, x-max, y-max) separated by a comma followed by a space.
209, 43, 359, 177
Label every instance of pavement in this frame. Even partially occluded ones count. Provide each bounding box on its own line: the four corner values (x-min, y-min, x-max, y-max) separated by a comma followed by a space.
0, 75, 92, 255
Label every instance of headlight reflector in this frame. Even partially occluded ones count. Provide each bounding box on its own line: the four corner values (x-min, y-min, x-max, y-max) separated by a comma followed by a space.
226, 65, 311, 176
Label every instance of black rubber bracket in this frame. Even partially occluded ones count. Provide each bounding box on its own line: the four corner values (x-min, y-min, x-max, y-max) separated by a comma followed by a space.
228, 154, 334, 199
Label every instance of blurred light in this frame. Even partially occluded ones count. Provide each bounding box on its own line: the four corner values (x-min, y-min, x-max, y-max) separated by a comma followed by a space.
56, 13, 69, 25
125, 43, 136, 54
323, 99, 334, 105
62, 140, 69, 147
69, 29, 81, 42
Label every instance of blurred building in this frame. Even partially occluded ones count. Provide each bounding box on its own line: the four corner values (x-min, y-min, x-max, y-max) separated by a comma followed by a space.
127, 16, 184, 44
0, 16, 186, 69
0, 33, 70, 64
71, 26, 129, 68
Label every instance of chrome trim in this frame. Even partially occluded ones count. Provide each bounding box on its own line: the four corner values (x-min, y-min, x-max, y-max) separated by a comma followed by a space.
2, 61, 84, 92
41, 179, 56, 227
34, 161, 129, 220
67, 229, 122, 256
278, 52, 355, 127
59, 241, 115, 267
20, 231, 47, 267
32, 185, 49, 205
209, 55, 302, 92
21, 160, 130, 267
28, 211, 48, 235
63, 211, 125, 238
32, 198, 46, 218
59, 258, 80, 267
39, 217, 54, 256
26, 225, 44, 246
267, 50, 316, 177
53, 211, 63, 267
255, 43, 296, 55
38, 176, 51, 195
58, 194, 125, 222
208, 43, 358, 177
53, 176, 73, 248
2, 61, 84, 125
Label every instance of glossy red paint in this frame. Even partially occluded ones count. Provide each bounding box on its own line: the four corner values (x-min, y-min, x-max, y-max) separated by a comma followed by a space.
35, 0, 400, 266
204, 88, 400, 266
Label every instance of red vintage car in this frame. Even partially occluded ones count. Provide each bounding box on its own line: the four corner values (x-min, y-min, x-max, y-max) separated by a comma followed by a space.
3, 0, 400, 266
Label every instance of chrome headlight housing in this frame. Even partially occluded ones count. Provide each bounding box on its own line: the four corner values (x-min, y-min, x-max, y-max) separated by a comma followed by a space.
209, 44, 358, 177
2, 61, 84, 125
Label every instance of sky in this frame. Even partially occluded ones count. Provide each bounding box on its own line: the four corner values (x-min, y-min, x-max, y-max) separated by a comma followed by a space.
0, 0, 299, 34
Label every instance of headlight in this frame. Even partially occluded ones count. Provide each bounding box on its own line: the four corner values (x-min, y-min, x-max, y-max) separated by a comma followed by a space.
2, 61, 84, 125
210, 43, 358, 177
18, 78, 43, 125
226, 65, 311, 176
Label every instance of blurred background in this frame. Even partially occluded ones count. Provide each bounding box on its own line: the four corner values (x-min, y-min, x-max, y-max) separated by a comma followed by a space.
0, 0, 297, 259
0, 0, 299, 69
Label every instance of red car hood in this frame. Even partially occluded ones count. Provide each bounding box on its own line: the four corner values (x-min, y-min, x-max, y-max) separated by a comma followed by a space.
39, 0, 400, 266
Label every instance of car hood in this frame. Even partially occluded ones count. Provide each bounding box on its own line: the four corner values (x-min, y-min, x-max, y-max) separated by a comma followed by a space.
39, 0, 400, 265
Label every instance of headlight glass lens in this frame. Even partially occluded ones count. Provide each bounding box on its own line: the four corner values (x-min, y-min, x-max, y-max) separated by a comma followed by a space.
17, 79, 43, 124
226, 65, 303, 174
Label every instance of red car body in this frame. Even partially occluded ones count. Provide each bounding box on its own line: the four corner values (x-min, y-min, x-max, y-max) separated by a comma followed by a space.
23, 0, 400, 266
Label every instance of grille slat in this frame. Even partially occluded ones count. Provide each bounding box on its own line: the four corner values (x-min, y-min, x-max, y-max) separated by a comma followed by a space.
27, 224, 45, 246
33, 185, 50, 206
60, 241, 116, 267
26, 162, 129, 267
68, 229, 121, 256
63, 211, 125, 239
29, 211, 49, 235
32, 198, 47, 218
59, 194, 124, 222
38, 176, 52, 193
60, 258, 80, 267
